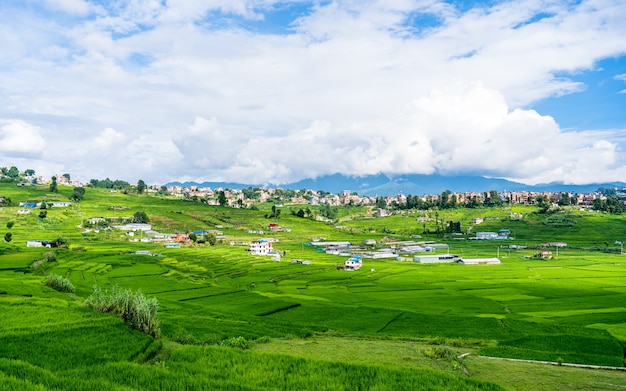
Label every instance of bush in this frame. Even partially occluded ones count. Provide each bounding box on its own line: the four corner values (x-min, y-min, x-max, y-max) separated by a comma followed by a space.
221, 336, 252, 349
85, 284, 160, 338
46, 274, 75, 293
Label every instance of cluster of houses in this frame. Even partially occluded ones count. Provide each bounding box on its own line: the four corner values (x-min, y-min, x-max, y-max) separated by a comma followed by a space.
341, 252, 501, 270
163, 183, 618, 210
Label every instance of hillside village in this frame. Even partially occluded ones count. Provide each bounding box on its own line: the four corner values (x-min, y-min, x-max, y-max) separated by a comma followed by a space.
5, 166, 622, 211
4, 167, 613, 270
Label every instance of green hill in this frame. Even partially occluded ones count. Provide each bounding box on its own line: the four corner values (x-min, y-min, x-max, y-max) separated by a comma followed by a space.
1, 183, 625, 390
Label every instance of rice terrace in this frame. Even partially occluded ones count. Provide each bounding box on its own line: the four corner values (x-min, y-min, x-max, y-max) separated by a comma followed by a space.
1, 177, 626, 390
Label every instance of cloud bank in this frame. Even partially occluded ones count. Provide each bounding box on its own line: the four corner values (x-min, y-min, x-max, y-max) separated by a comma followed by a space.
0, 0, 625, 185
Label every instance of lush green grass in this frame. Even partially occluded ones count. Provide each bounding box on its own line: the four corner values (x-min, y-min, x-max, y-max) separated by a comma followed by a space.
1, 183, 626, 390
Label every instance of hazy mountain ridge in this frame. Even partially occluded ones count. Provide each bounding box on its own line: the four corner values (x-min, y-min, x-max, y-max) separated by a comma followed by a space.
167, 174, 626, 196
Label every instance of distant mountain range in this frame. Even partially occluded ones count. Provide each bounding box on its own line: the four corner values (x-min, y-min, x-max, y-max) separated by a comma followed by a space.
167, 173, 626, 197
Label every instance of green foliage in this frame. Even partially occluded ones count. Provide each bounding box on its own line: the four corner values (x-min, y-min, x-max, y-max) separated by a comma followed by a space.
29, 252, 57, 273
89, 177, 131, 189
217, 190, 227, 206
46, 274, 75, 293
6, 166, 19, 178
592, 196, 625, 214
132, 211, 150, 223
3, 232, 11, 243
51, 237, 68, 248
49, 176, 58, 193
6, 221, 14, 229
85, 285, 161, 338
221, 336, 252, 349
71, 186, 85, 201
421, 346, 456, 360
137, 179, 147, 194
265, 204, 282, 219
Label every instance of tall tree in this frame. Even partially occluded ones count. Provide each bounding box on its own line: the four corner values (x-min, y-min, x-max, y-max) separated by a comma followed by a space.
137, 179, 147, 194
217, 190, 227, 206
49, 176, 58, 193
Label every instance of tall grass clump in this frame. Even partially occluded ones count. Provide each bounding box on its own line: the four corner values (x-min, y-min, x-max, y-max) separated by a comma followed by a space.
46, 274, 75, 293
86, 284, 161, 338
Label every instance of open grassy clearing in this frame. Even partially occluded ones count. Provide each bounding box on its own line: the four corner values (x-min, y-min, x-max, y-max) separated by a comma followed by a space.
1, 183, 625, 389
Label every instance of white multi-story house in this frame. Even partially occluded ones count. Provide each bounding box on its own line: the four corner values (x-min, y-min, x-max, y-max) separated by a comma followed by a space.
249, 239, 272, 255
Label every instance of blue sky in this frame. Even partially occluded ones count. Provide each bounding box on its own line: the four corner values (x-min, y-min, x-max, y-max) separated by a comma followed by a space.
0, 0, 625, 186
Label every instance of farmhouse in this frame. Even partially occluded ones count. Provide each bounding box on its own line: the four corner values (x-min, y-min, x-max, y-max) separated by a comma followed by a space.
250, 239, 273, 255
17, 209, 31, 215
471, 217, 484, 224
88, 217, 106, 225
458, 258, 502, 265
475, 232, 500, 240
49, 202, 71, 208
414, 254, 461, 264
26, 240, 51, 248
344, 256, 362, 271
536, 251, 553, 259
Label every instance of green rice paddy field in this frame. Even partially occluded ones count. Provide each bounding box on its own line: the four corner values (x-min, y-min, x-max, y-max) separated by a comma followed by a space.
1, 184, 625, 390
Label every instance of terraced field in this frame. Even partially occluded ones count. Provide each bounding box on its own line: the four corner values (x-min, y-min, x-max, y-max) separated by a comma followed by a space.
1, 183, 625, 390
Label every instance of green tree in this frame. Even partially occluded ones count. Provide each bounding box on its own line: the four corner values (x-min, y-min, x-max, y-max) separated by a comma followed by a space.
558, 193, 571, 206
137, 179, 147, 194
62, 173, 71, 181
72, 187, 85, 201
49, 176, 58, 193
52, 237, 69, 248
7, 166, 19, 178
6, 221, 14, 229
132, 211, 150, 223
24, 169, 35, 176
217, 191, 227, 206
4, 232, 12, 242
205, 233, 217, 246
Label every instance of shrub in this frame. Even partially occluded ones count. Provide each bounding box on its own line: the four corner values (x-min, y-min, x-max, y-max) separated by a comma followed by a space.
46, 274, 75, 293
43, 251, 57, 262
221, 336, 252, 349
85, 284, 161, 338
422, 346, 456, 360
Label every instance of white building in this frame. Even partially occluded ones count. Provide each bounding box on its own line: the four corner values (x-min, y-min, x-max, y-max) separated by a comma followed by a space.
116, 223, 152, 231
475, 232, 499, 240
458, 258, 501, 265
414, 254, 461, 264
345, 256, 362, 270
250, 239, 273, 255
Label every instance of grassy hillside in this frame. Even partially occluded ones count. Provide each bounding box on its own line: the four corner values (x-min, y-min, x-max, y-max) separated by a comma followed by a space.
1, 183, 625, 390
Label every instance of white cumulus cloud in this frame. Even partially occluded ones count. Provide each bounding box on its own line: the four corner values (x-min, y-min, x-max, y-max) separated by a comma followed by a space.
0, 120, 47, 157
